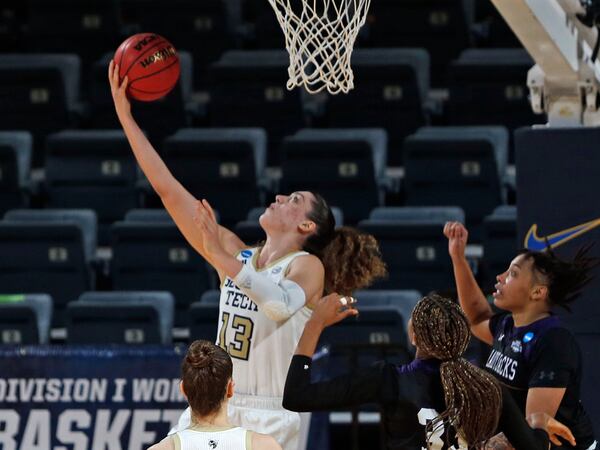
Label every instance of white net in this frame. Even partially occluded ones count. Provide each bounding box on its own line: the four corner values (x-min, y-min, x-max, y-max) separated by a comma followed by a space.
267, 0, 372, 95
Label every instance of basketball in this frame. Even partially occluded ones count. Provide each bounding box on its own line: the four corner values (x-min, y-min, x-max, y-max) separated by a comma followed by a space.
114, 33, 180, 102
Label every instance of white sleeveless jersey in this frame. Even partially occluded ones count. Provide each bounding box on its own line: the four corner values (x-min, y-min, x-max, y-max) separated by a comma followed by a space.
217, 247, 313, 397
174, 425, 250, 450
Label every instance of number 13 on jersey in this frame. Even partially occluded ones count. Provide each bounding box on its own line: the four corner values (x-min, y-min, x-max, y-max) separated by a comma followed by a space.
217, 312, 255, 360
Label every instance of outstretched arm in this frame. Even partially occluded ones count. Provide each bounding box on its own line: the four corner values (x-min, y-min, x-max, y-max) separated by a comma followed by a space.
444, 222, 494, 344
108, 61, 245, 271
283, 294, 392, 411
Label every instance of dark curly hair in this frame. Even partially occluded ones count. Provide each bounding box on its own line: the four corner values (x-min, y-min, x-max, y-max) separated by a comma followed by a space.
303, 193, 387, 295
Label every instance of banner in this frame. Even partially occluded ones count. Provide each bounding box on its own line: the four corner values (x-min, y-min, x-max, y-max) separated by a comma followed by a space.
0, 345, 188, 450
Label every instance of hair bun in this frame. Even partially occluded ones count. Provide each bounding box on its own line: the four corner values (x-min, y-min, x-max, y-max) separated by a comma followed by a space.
186, 346, 213, 370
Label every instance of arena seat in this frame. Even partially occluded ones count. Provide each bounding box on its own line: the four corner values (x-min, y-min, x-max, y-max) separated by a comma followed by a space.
0, 209, 97, 326
403, 126, 509, 241
0, 294, 53, 344
0, 54, 82, 163
66, 291, 174, 344
447, 49, 539, 146
280, 128, 387, 224
200, 290, 220, 305
325, 48, 429, 166
363, 0, 472, 85
161, 128, 267, 227
121, 0, 235, 89
208, 50, 306, 164
352, 289, 422, 329
318, 305, 412, 378
27, 0, 123, 68
481, 205, 517, 290
189, 302, 220, 341
110, 220, 215, 327
358, 206, 464, 291
124, 208, 173, 223
0, 131, 32, 216
45, 130, 140, 245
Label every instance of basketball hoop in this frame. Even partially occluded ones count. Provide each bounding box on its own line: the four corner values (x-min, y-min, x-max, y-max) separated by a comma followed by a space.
267, 0, 372, 95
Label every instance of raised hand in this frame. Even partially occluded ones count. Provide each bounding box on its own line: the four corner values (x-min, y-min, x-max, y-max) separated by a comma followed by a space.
443, 221, 469, 261
193, 199, 223, 258
108, 59, 131, 119
309, 293, 358, 329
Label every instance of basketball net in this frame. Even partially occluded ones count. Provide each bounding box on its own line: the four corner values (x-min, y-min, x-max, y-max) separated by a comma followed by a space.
267, 0, 371, 95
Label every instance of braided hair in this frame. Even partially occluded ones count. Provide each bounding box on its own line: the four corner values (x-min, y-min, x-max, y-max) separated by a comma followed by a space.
411, 295, 502, 448
518, 244, 599, 311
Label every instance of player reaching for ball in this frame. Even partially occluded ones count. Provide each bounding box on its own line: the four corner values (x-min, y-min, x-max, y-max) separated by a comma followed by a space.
108, 60, 387, 450
444, 221, 598, 450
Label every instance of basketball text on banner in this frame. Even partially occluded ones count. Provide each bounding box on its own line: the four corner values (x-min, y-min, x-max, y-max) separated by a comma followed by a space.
0, 345, 187, 450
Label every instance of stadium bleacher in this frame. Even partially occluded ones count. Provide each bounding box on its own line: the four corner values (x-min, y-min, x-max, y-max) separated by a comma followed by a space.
2, 1, 599, 448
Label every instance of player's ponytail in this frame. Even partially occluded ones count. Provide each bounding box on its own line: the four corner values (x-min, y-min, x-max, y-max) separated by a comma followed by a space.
303, 193, 387, 294
411, 295, 502, 448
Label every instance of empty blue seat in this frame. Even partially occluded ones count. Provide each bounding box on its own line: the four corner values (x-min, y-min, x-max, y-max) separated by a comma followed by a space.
45, 130, 140, 245
208, 50, 306, 164
0, 294, 53, 344
121, 0, 234, 88
353, 289, 422, 329
189, 302, 220, 341
280, 129, 387, 224
319, 306, 411, 377
364, 0, 472, 85
403, 126, 509, 241
66, 291, 174, 344
0, 131, 32, 216
0, 0, 26, 52
0, 209, 97, 326
125, 208, 174, 223
27, 0, 123, 67
325, 49, 429, 166
90, 51, 195, 142
481, 205, 517, 290
110, 220, 215, 327
161, 128, 267, 227
0, 54, 82, 163
359, 207, 464, 292
200, 290, 220, 305
447, 49, 539, 142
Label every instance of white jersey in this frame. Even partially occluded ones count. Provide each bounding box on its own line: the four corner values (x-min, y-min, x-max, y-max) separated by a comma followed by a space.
217, 247, 312, 396
174, 425, 250, 450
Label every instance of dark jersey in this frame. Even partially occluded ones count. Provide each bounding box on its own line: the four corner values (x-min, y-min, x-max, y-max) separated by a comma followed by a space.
487, 313, 595, 449
284, 355, 551, 450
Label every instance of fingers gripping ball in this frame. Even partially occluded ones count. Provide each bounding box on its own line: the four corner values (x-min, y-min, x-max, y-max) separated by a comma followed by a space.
114, 33, 180, 101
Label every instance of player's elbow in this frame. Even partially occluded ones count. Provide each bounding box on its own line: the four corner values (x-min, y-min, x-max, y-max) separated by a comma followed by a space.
262, 302, 294, 322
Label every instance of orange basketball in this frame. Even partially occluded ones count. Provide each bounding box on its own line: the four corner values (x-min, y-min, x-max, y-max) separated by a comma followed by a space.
114, 33, 180, 102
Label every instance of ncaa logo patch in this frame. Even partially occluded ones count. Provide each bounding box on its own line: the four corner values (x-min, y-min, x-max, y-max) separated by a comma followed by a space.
523, 332, 534, 343
271, 266, 282, 275
241, 250, 252, 258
